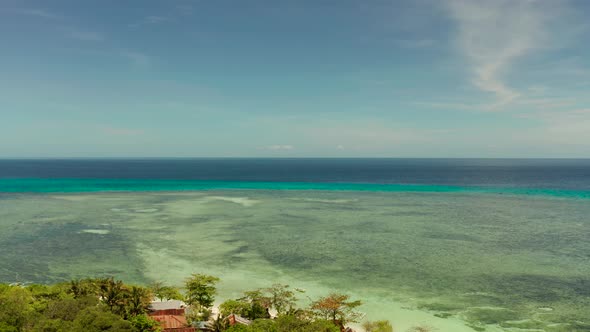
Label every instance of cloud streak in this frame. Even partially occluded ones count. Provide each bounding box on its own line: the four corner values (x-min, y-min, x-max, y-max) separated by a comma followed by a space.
10, 8, 61, 19
129, 15, 170, 28
66, 29, 104, 41
445, 0, 550, 109
261, 145, 295, 151
120, 51, 150, 66
396, 39, 436, 49
517, 109, 590, 146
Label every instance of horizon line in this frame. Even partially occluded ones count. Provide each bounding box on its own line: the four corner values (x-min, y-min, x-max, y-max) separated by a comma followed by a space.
1, 157, 589, 160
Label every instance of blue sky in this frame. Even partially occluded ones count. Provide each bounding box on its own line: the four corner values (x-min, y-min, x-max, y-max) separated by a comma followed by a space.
1, 0, 589, 157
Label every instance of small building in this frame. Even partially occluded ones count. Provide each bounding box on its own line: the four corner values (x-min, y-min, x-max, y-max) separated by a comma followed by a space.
150, 300, 187, 315
149, 300, 195, 332
151, 315, 195, 332
228, 313, 252, 326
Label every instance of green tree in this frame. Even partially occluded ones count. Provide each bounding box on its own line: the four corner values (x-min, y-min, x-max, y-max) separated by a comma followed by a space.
224, 315, 340, 332
221, 285, 296, 321
29, 317, 74, 332
219, 299, 251, 317
247, 319, 279, 332
150, 282, 183, 302
310, 293, 363, 329
27, 284, 68, 314
225, 325, 252, 332
240, 290, 271, 320
149, 282, 164, 300
363, 320, 394, 332
68, 278, 99, 298
125, 286, 152, 317
97, 277, 129, 315
207, 314, 230, 332
0, 322, 19, 332
72, 306, 134, 332
184, 274, 219, 321
129, 314, 162, 332
0, 286, 34, 331
44, 297, 95, 321
272, 315, 340, 332
265, 284, 297, 316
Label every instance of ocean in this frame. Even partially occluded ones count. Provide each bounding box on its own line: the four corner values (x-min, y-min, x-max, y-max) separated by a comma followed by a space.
1, 158, 590, 195
1, 159, 589, 331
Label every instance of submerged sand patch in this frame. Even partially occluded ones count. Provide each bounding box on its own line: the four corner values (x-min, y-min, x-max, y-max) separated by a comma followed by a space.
80, 229, 110, 235
133, 208, 159, 213
204, 196, 261, 207
290, 197, 358, 204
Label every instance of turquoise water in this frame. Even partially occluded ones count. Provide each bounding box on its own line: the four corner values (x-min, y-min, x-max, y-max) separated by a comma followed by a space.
1, 159, 589, 331
1, 178, 590, 199
1, 189, 589, 331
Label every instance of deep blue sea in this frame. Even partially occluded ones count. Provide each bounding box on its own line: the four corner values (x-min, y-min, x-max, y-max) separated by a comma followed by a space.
0, 159, 589, 197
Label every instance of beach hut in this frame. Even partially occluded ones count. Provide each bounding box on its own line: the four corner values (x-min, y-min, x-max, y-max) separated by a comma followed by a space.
228, 313, 252, 326
149, 300, 195, 332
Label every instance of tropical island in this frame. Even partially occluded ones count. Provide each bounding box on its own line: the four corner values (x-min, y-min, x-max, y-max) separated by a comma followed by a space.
0, 274, 435, 332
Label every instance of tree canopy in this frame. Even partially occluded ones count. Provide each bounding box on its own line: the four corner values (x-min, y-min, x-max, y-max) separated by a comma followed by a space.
311, 293, 363, 328
363, 320, 394, 332
184, 274, 219, 309
0, 276, 404, 332
0, 278, 159, 332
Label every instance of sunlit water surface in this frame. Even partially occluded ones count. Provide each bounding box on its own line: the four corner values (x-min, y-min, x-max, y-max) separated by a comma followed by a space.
1, 191, 589, 331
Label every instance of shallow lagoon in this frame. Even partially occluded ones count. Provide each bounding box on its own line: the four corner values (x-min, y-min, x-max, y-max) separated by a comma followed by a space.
1, 191, 589, 331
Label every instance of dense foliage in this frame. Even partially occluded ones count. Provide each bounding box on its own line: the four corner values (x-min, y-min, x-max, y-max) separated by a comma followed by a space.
0, 278, 159, 332
0, 275, 398, 332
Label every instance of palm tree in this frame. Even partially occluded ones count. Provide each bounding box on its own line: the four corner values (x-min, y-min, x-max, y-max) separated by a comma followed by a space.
126, 286, 152, 317
98, 277, 128, 314
69, 278, 97, 298
206, 314, 229, 332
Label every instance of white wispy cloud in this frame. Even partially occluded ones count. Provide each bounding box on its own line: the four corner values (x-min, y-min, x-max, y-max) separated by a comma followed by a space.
66, 29, 104, 41
261, 145, 295, 151
444, 0, 551, 109
396, 39, 436, 49
120, 51, 150, 66
129, 15, 170, 28
10, 8, 61, 19
128, 3, 196, 29
517, 97, 575, 110
531, 56, 590, 79
517, 109, 590, 145
411, 101, 477, 111
145, 16, 168, 24
304, 121, 451, 151
175, 5, 193, 16
518, 108, 590, 124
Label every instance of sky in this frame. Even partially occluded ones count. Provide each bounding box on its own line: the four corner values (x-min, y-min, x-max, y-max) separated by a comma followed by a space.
1, 0, 589, 158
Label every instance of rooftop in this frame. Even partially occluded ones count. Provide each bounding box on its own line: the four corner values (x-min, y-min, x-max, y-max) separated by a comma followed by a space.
150, 300, 186, 311
151, 314, 188, 329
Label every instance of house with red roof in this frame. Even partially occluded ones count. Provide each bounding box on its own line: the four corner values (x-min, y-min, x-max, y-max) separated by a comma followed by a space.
149, 300, 196, 332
